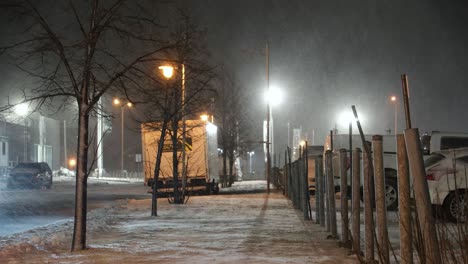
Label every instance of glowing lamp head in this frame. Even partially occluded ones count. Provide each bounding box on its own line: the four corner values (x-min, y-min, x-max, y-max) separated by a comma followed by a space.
200, 114, 209, 121
390, 96, 397, 102
264, 87, 283, 106
68, 158, 76, 167
127, 102, 133, 107
300, 140, 306, 147
158, 65, 174, 79
14, 103, 29, 117
113, 98, 121, 105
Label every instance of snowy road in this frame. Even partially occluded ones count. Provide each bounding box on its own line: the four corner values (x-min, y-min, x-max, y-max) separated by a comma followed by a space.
0, 179, 148, 236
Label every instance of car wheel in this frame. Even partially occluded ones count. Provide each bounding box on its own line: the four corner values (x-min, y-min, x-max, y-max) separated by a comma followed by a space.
385, 178, 399, 210
443, 190, 466, 223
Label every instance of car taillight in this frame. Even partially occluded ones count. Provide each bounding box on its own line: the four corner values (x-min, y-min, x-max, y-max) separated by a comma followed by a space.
426, 174, 435, 181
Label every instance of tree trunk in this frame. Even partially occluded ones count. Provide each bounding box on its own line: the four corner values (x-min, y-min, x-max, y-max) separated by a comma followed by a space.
171, 118, 180, 203
171, 86, 181, 204
152, 117, 168, 216
222, 147, 227, 188
228, 153, 235, 187
71, 106, 90, 251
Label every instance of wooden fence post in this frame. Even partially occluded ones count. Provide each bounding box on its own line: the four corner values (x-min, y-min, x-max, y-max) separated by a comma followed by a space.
373, 135, 389, 263
315, 156, 321, 224
405, 128, 441, 264
340, 149, 349, 245
326, 150, 337, 238
363, 141, 375, 262
397, 134, 413, 264
352, 148, 361, 254
318, 155, 325, 227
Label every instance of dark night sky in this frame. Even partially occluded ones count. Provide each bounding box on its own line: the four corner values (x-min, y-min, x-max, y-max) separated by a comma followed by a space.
181, 0, 468, 147
2, 0, 468, 155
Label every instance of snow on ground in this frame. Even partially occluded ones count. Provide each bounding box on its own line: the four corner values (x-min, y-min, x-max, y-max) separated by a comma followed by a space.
0, 181, 357, 264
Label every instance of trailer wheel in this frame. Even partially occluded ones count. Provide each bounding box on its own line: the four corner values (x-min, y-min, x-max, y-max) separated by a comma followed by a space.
385, 178, 399, 210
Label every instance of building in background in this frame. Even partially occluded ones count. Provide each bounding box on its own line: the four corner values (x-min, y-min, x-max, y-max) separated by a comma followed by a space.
0, 114, 61, 172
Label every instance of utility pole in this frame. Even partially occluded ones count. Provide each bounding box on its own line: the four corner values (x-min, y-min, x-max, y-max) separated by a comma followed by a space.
266, 42, 271, 194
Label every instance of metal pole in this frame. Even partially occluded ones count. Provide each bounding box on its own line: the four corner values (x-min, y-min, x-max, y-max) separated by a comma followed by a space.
405, 128, 441, 264
64, 120, 67, 168
317, 155, 325, 226
363, 141, 375, 262
266, 42, 271, 194
97, 98, 103, 178
304, 141, 310, 220
315, 156, 321, 224
325, 151, 330, 231
373, 135, 389, 263
397, 134, 413, 264
181, 63, 187, 198
23, 119, 27, 161
326, 150, 337, 237
340, 149, 349, 245
121, 106, 124, 174
351, 148, 361, 254
394, 100, 398, 135
349, 122, 353, 205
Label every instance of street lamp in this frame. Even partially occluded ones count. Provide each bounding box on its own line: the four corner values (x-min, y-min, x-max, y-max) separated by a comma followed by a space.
113, 98, 132, 175
264, 85, 283, 192
159, 63, 187, 202
390, 95, 397, 135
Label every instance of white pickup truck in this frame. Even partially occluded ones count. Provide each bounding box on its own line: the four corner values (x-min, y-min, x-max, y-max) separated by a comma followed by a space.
325, 131, 468, 210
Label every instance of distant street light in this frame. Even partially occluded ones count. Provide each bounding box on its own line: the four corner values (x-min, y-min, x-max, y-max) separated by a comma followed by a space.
14, 103, 29, 117
113, 98, 132, 175
68, 158, 77, 168
200, 114, 209, 122
390, 95, 397, 135
264, 85, 283, 191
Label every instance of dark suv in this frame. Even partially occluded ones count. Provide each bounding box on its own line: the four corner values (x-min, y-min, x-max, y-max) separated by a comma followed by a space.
7, 162, 53, 189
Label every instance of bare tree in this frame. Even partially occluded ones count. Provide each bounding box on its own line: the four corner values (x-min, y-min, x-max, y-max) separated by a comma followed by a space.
0, 0, 190, 251
217, 71, 253, 187
130, 14, 217, 206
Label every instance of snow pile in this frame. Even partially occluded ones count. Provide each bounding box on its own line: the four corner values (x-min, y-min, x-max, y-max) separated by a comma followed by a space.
219, 180, 268, 193
0, 185, 356, 263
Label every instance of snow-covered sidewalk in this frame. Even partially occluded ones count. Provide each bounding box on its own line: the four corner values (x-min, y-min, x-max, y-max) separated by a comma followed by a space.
0, 181, 357, 263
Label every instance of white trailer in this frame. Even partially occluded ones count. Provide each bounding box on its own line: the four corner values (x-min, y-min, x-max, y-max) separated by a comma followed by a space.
141, 120, 219, 195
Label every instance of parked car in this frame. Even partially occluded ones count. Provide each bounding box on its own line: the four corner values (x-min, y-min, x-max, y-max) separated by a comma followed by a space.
7, 162, 53, 189
425, 148, 468, 222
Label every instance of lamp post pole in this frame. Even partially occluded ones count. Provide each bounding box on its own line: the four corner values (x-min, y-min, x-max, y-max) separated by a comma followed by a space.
394, 101, 397, 136
120, 106, 124, 174
23, 119, 27, 161
266, 42, 271, 194
181, 63, 187, 198
113, 98, 132, 176
391, 96, 397, 135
